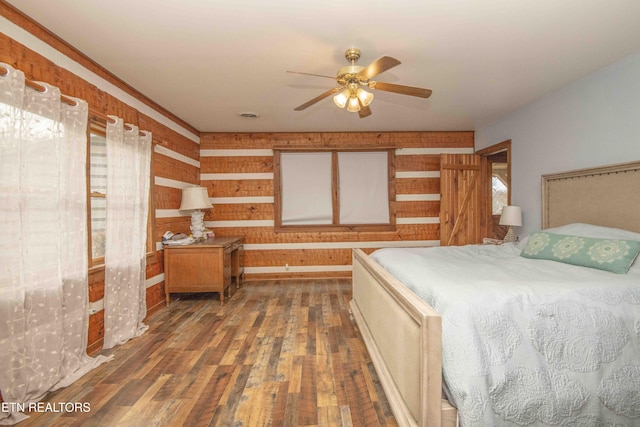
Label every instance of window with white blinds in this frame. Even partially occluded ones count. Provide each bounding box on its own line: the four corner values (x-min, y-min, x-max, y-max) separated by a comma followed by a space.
275, 148, 394, 231
280, 152, 333, 225
89, 131, 107, 262
87, 123, 155, 267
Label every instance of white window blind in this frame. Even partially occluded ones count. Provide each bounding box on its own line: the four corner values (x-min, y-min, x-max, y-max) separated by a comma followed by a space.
338, 151, 389, 224
281, 152, 333, 225
89, 132, 107, 259
279, 150, 390, 227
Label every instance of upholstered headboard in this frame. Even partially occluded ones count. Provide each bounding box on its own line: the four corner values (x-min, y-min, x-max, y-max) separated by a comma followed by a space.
542, 161, 640, 233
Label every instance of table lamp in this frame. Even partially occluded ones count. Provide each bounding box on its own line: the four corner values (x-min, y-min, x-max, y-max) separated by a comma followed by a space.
499, 206, 522, 243
179, 186, 213, 239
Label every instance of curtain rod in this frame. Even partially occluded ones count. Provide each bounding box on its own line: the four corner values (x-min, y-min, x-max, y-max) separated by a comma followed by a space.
1, 65, 78, 106
2, 65, 159, 143
89, 112, 162, 144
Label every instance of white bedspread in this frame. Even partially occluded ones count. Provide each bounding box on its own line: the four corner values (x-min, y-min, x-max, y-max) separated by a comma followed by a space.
370, 243, 640, 426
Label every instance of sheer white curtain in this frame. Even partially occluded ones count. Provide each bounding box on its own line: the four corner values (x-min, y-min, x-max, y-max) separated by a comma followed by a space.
0, 63, 110, 425
103, 117, 152, 349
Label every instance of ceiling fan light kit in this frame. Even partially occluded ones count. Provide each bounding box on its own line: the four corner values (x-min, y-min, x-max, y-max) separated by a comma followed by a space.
333, 84, 374, 112
289, 48, 432, 118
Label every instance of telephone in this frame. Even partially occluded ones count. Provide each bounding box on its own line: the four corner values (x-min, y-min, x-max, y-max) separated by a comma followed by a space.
162, 231, 195, 246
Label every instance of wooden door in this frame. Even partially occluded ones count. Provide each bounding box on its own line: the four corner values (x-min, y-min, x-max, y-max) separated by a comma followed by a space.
440, 154, 485, 246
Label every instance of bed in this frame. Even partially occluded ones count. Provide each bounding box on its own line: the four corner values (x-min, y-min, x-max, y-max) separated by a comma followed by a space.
350, 160, 640, 427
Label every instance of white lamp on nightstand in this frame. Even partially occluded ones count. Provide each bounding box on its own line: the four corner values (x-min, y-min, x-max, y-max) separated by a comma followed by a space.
499, 206, 522, 243
179, 186, 213, 240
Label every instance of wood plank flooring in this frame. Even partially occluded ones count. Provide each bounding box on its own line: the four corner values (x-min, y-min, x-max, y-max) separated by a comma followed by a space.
19, 280, 398, 426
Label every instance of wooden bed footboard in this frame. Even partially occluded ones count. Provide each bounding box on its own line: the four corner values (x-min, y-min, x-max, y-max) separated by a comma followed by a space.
350, 249, 457, 427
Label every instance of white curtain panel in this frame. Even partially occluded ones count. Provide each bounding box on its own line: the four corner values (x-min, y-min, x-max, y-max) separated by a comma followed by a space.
103, 117, 151, 349
0, 63, 110, 425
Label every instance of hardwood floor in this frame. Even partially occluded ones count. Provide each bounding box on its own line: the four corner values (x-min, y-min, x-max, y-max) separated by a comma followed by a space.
20, 280, 398, 426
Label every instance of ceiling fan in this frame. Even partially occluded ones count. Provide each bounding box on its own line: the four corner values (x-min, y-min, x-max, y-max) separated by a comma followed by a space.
288, 48, 432, 118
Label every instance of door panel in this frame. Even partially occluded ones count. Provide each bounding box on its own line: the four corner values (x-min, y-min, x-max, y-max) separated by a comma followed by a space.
440, 154, 484, 246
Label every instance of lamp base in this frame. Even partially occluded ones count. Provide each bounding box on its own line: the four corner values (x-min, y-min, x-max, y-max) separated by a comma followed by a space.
190, 210, 206, 240
503, 226, 519, 243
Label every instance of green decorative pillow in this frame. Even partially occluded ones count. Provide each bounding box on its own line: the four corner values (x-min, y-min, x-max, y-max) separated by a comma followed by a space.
520, 231, 640, 274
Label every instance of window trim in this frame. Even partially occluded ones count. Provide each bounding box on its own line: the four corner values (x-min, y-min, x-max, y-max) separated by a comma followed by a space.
86, 115, 156, 270
273, 146, 396, 233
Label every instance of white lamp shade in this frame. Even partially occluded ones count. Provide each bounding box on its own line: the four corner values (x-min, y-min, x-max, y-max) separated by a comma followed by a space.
333, 88, 350, 109
346, 96, 361, 112
356, 88, 374, 106
499, 206, 522, 227
179, 186, 213, 211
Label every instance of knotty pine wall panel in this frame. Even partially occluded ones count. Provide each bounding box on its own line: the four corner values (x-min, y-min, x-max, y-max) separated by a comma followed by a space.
86, 311, 105, 355
246, 249, 352, 267
388, 131, 475, 147
206, 179, 274, 198
1, 14, 200, 355
396, 200, 441, 218
208, 203, 274, 221
200, 132, 473, 280
140, 115, 200, 160
210, 225, 440, 243
89, 269, 106, 302
145, 278, 167, 318
156, 217, 192, 240
200, 156, 273, 173
155, 186, 184, 210
154, 153, 199, 184
396, 154, 441, 171
396, 177, 441, 194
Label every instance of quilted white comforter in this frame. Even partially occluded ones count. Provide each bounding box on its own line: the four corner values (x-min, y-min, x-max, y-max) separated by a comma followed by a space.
370, 242, 640, 426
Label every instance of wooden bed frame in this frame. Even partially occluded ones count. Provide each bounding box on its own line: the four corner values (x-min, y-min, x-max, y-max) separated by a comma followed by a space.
350, 160, 640, 427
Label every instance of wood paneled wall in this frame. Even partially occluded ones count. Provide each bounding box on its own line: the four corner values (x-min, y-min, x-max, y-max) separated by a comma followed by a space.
197, 132, 474, 280
1, 5, 199, 355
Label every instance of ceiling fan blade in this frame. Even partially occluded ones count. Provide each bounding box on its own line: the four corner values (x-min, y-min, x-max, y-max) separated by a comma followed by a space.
358, 102, 372, 119
357, 56, 401, 80
294, 87, 343, 111
369, 81, 432, 98
287, 71, 336, 80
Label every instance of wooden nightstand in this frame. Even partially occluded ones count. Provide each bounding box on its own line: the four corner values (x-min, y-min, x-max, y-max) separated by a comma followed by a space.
163, 236, 244, 306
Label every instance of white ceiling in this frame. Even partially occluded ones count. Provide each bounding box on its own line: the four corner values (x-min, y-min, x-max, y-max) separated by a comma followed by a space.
7, 0, 640, 133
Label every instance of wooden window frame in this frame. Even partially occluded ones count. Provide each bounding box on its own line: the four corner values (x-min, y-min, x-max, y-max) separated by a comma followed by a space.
86, 116, 156, 270
273, 146, 396, 232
